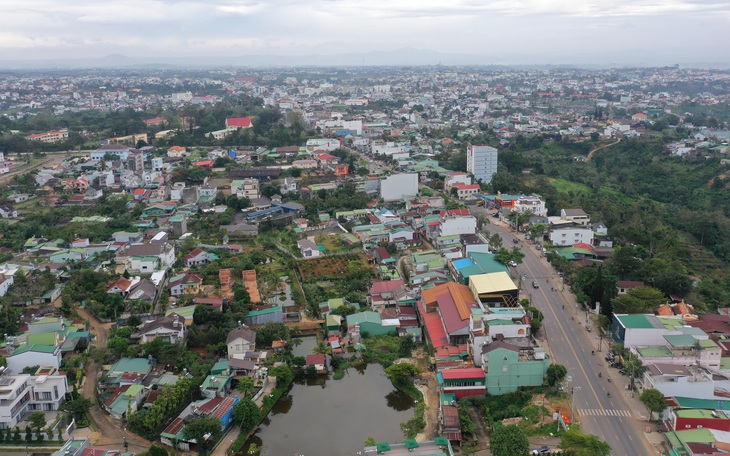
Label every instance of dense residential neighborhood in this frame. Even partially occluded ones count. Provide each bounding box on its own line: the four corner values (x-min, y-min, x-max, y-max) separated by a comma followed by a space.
0, 65, 729, 456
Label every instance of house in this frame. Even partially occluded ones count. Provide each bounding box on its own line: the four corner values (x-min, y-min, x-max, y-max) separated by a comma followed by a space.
0, 277, 14, 297
127, 279, 158, 304
7, 344, 62, 372
104, 384, 145, 419
560, 208, 590, 226
227, 325, 257, 360
421, 282, 479, 345
438, 368, 486, 399
200, 374, 232, 398
160, 396, 239, 450
369, 279, 408, 309
137, 313, 186, 344
305, 354, 328, 374
280, 177, 297, 194
106, 277, 138, 296
225, 117, 253, 129
169, 273, 203, 296
480, 341, 551, 395
0, 373, 69, 429
0, 205, 18, 219
616, 280, 646, 295
548, 227, 594, 247
183, 249, 209, 267
297, 239, 321, 258
347, 311, 397, 337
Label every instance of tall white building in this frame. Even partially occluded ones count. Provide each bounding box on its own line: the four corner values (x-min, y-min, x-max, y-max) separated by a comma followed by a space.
466, 145, 498, 184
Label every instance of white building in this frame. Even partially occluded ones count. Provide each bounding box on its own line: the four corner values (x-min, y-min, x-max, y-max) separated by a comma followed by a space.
306, 138, 340, 153
0, 373, 69, 429
466, 145, 498, 184
232, 179, 260, 199
444, 172, 472, 190
380, 173, 418, 201
7, 345, 62, 373
372, 141, 408, 156
548, 227, 594, 246
0, 277, 13, 297
513, 196, 547, 217
438, 216, 477, 237
560, 208, 590, 226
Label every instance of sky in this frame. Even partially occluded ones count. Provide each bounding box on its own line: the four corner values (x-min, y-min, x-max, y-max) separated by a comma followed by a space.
1, 0, 729, 65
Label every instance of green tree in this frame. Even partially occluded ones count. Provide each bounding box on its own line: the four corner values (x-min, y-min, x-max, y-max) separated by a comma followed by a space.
612, 287, 666, 314
28, 411, 46, 437
269, 364, 294, 386
546, 364, 568, 387
364, 436, 377, 447
385, 362, 419, 385
183, 416, 221, 452
62, 397, 92, 422
490, 424, 529, 456
233, 398, 262, 433
559, 427, 611, 455
639, 388, 666, 421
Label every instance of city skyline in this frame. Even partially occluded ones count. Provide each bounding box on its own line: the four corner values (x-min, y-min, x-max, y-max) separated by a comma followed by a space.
1, 0, 729, 67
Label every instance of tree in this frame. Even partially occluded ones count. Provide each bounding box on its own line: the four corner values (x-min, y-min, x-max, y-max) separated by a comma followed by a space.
364, 436, 377, 447
28, 412, 46, 437
62, 397, 91, 422
528, 223, 546, 241
487, 232, 503, 251
385, 362, 419, 385
233, 398, 262, 433
269, 364, 294, 386
183, 416, 221, 452
546, 364, 568, 387
639, 388, 666, 421
489, 424, 529, 456
494, 247, 525, 265
611, 287, 666, 314
559, 427, 611, 456
255, 322, 290, 348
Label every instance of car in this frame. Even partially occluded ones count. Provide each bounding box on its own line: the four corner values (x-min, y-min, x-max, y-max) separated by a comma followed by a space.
532, 446, 550, 454
532, 281, 539, 289
508, 261, 517, 267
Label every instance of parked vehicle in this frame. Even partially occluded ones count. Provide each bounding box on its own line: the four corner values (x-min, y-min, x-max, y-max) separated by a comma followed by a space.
532, 281, 539, 289
532, 446, 550, 454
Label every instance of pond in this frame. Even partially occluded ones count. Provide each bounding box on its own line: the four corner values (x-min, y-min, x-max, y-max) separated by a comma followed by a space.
291, 335, 317, 358
243, 363, 415, 456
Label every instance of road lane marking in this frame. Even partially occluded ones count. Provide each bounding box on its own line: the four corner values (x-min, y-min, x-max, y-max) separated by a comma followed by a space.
521, 258, 607, 410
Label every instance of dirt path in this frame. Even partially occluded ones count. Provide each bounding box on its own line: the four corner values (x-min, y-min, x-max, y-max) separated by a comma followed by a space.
76, 307, 153, 453
585, 138, 620, 162
467, 406, 490, 450
415, 373, 439, 441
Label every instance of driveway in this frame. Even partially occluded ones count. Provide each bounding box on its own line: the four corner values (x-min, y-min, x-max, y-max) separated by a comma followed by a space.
76, 307, 153, 453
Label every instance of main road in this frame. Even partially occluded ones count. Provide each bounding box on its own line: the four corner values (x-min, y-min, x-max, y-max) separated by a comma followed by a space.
476, 209, 658, 456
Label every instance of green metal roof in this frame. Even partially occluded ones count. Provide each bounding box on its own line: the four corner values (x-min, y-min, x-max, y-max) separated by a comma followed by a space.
675, 409, 728, 419
674, 396, 730, 410
664, 334, 698, 347
615, 314, 657, 329
636, 346, 673, 357
247, 306, 282, 317
12, 344, 57, 355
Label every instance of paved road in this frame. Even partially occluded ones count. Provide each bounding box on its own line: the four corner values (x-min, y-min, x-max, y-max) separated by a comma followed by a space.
77, 307, 153, 453
476, 213, 659, 456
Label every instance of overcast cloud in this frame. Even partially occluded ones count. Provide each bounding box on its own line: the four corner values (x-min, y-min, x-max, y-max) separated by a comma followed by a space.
0, 0, 728, 64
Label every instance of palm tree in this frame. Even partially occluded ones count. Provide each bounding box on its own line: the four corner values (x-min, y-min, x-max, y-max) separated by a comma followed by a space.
312, 341, 329, 355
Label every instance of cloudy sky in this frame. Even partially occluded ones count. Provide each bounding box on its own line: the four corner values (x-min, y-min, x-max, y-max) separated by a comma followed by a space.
1, 0, 729, 65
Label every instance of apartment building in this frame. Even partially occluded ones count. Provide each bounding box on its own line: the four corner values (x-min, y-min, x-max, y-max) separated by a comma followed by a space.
466, 145, 498, 184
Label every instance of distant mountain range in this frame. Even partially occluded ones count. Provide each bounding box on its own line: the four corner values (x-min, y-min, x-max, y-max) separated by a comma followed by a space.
0, 48, 728, 70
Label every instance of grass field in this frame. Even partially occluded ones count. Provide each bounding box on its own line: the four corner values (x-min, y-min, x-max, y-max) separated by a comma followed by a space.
549, 178, 591, 195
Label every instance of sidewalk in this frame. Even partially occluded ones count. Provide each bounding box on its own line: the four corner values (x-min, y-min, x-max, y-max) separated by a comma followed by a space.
209, 378, 277, 456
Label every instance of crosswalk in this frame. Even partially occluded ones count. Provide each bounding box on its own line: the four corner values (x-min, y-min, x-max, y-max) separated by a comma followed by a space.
578, 408, 632, 418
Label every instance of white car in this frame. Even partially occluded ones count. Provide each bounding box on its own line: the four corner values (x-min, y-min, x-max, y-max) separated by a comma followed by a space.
508, 261, 517, 267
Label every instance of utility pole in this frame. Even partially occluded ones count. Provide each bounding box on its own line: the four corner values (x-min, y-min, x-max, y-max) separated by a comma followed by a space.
571, 386, 581, 427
